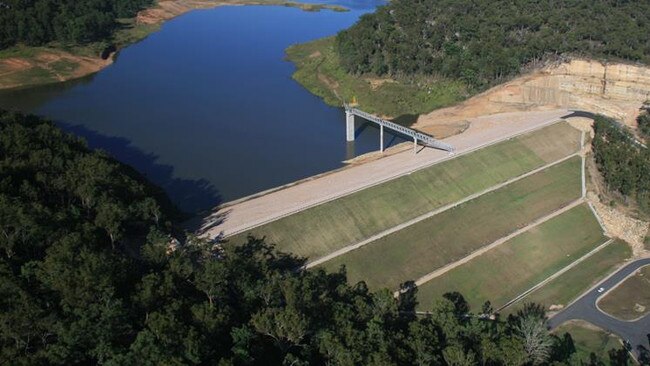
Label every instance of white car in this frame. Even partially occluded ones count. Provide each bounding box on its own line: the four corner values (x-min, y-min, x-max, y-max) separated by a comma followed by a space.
597, 287, 605, 293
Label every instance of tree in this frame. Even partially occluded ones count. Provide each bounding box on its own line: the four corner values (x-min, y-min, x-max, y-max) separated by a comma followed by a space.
513, 316, 553, 365
0, 0, 154, 51
336, 0, 650, 90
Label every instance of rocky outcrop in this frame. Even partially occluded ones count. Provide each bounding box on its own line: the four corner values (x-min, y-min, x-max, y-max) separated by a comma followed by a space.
416, 59, 650, 132
506, 59, 650, 125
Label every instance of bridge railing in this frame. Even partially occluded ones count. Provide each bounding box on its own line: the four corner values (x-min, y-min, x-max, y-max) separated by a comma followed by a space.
345, 105, 454, 152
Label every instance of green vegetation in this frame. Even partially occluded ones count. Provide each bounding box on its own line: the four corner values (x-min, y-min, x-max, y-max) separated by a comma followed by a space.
322, 157, 582, 290
230, 122, 580, 260
286, 37, 467, 118
7, 65, 60, 86
509, 240, 631, 312
112, 18, 162, 50
336, 0, 650, 89
2, 110, 618, 365
0, 0, 154, 49
0, 44, 42, 59
598, 265, 650, 320
554, 321, 622, 363
593, 115, 650, 214
416, 204, 607, 311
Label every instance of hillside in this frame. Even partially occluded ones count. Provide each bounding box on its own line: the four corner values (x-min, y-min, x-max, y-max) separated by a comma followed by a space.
336, 0, 650, 89
2, 109, 617, 364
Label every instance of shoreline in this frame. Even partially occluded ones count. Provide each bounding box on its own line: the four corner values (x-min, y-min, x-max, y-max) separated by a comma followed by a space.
0, 0, 347, 91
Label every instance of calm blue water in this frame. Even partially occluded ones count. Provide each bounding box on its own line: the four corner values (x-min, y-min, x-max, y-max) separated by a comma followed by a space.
0, 2, 398, 212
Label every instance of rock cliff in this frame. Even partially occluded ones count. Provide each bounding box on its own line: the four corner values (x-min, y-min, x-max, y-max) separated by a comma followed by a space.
416, 59, 650, 132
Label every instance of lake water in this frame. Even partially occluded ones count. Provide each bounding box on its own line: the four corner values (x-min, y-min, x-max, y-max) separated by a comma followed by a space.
0, 1, 398, 213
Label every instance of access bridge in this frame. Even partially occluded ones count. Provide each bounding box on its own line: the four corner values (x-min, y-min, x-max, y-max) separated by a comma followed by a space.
344, 105, 454, 154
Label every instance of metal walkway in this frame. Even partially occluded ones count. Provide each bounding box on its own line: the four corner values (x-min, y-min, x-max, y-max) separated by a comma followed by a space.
344, 105, 454, 153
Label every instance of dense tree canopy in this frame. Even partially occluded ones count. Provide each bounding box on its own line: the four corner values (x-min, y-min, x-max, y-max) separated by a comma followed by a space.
593, 115, 650, 214
0, 0, 153, 49
0, 110, 629, 364
336, 0, 650, 88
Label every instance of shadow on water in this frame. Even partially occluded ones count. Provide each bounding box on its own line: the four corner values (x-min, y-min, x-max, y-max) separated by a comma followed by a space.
354, 121, 372, 138
357, 122, 405, 150
0, 73, 98, 110
57, 122, 222, 215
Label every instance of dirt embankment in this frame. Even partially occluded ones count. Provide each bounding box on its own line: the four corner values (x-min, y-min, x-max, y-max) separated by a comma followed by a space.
415, 59, 650, 135
0, 50, 114, 90
137, 0, 240, 24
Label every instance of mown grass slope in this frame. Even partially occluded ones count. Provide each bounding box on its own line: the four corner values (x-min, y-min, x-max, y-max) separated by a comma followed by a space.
416, 204, 606, 311
507, 240, 631, 314
229, 122, 581, 260
321, 157, 582, 290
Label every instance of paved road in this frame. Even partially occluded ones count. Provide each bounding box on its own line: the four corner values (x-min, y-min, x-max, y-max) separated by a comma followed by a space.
548, 258, 650, 358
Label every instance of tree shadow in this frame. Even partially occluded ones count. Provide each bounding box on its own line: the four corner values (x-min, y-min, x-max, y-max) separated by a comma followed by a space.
392, 114, 420, 127
57, 122, 223, 216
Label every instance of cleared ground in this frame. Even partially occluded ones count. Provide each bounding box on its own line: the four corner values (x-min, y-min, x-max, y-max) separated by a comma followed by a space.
507, 240, 631, 314
228, 123, 581, 260
598, 265, 650, 320
321, 157, 582, 290
415, 204, 606, 311
554, 320, 622, 362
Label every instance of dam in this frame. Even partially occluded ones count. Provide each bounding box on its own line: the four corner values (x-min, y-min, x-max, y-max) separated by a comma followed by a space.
345, 105, 455, 153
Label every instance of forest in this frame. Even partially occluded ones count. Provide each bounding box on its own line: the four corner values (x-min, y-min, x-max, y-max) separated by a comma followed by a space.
0, 109, 635, 365
336, 0, 650, 89
0, 0, 153, 49
593, 115, 650, 215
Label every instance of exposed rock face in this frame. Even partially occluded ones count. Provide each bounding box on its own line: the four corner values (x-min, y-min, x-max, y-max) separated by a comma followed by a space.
416, 59, 650, 132
505, 59, 650, 125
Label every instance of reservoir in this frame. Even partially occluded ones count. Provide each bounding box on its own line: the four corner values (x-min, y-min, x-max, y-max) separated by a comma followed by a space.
0, 0, 398, 213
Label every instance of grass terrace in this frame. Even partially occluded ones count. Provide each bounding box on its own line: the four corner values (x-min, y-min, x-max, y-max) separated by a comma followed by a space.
415, 204, 607, 311
506, 240, 631, 314
229, 122, 581, 261
321, 157, 582, 290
